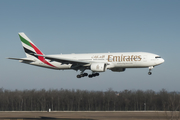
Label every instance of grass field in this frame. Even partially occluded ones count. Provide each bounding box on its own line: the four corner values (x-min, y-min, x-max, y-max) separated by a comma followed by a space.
0, 111, 179, 120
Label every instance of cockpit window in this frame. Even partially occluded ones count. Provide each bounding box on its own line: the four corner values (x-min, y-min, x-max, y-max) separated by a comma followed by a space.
155, 56, 161, 58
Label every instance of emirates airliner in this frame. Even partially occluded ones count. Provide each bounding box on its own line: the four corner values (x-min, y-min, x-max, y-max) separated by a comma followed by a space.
8, 33, 164, 78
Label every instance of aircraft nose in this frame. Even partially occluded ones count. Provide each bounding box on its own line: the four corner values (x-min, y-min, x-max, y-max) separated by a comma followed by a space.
155, 58, 165, 65
161, 58, 165, 63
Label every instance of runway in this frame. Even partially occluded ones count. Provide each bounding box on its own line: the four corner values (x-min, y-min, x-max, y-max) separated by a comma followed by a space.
0, 111, 179, 120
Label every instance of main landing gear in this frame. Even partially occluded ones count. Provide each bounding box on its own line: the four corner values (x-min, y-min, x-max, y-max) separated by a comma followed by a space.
76, 73, 100, 78
148, 66, 153, 75
88, 73, 99, 78
76, 73, 88, 78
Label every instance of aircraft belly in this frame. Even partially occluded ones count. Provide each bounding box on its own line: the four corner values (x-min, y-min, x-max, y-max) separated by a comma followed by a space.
114, 62, 150, 68
58, 64, 72, 69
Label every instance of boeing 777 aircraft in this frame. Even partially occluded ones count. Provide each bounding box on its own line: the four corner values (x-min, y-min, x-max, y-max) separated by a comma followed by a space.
8, 33, 164, 78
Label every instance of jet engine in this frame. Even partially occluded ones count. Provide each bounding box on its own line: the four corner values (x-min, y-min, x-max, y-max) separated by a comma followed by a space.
90, 63, 106, 72
110, 68, 126, 72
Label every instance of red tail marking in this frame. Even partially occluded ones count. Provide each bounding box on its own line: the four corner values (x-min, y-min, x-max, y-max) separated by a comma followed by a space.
30, 43, 56, 68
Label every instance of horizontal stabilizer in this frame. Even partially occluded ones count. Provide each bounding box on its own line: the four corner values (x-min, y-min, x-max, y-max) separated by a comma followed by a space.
7, 57, 35, 62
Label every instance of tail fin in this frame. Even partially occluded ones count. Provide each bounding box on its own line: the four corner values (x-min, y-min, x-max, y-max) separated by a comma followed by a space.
8, 33, 56, 68
19, 33, 44, 58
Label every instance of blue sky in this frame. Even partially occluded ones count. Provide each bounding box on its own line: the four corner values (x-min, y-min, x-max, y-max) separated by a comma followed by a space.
0, 0, 179, 91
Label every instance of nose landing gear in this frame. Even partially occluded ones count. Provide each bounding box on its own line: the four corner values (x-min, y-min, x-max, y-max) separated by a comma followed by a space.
148, 71, 152, 75
148, 66, 153, 75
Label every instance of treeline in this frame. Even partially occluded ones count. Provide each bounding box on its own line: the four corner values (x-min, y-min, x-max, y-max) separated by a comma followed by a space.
0, 88, 179, 111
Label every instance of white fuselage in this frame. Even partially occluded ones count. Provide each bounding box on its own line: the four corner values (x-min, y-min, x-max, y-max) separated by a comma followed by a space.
23, 52, 164, 70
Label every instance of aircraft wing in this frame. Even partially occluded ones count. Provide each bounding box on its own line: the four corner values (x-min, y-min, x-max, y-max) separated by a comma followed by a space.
35, 54, 90, 65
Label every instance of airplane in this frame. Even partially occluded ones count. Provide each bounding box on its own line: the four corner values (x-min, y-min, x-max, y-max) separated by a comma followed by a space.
8, 33, 165, 78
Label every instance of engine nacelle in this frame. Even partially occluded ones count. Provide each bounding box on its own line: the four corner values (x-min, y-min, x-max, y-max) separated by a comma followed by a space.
90, 63, 106, 72
110, 68, 126, 72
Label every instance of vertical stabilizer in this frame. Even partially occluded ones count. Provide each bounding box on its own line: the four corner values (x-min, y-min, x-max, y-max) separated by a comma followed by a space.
17, 33, 55, 68
18, 33, 44, 59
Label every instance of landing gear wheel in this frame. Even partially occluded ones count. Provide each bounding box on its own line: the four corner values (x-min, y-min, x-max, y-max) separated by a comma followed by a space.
95, 73, 99, 76
77, 75, 81, 78
148, 72, 152, 75
88, 74, 93, 78
83, 73, 88, 76
77, 73, 88, 78
88, 73, 100, 78
92, 73, 96, 77
81, 74, 84, 77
